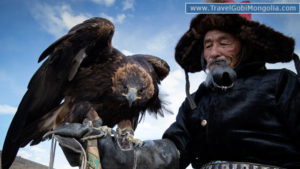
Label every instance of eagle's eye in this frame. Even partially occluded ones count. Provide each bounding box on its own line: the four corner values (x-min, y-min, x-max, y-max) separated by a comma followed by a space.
137, 88, 143, 95
124, 86, 128, 93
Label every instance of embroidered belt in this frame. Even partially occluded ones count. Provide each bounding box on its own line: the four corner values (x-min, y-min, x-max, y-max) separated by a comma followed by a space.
200, 161, 285, 169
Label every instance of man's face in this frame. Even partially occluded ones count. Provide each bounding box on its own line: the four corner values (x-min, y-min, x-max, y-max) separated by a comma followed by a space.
203, 30, 242, 71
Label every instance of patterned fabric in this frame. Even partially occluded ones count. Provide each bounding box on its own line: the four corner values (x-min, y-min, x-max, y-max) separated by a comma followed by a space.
201, 161, 284, 169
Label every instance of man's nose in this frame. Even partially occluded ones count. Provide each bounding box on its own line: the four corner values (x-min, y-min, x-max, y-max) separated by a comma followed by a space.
210, 45, 221, 59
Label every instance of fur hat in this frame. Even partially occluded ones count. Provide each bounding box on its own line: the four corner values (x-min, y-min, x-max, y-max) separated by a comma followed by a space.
175, 14, 295, 73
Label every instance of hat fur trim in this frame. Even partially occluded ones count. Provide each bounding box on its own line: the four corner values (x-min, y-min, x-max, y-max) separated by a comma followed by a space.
175, 14, 295, 72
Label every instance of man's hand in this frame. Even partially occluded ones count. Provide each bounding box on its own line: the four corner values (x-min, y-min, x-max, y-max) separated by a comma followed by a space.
97, 133, 179, 169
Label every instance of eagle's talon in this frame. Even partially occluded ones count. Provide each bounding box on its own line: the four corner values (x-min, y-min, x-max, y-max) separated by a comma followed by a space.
132, 138, 143, 147
126, 134, 143, 147
116, 127, 143, 149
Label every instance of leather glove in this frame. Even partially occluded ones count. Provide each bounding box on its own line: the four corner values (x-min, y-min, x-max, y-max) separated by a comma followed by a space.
98, 134, 180, 169
45, 120, 180, 169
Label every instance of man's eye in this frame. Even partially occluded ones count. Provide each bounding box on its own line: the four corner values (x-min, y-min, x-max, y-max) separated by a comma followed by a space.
205, 44, 212, 49
220, 41, 231, 45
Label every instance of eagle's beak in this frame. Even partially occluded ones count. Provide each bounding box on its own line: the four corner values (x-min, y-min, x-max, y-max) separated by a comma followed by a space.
122, 88, 141, 107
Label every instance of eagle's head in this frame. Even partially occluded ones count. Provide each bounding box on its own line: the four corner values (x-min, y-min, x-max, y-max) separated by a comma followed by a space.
111, 64, 155, 107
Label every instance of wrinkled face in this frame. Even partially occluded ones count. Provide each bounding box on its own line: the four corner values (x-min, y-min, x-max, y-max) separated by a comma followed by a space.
111, 64, 155, 106
203, 30, 242, 71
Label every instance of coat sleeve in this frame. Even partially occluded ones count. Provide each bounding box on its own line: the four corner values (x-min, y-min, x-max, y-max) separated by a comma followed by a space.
275, 69, 300, 148
163, 99, 193, 169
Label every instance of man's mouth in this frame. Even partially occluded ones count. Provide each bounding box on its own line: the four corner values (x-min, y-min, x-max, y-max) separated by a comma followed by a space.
206, 59, 237, 90
207, 58, 229, 70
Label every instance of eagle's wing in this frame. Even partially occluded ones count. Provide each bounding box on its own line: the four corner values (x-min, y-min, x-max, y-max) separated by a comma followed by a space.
130, 54, 170, 82
143, 55, 170, 81
2, 17, 115, 169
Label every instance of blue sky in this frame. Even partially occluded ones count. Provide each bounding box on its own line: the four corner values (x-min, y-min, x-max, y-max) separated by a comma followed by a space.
1, 0, 300, 168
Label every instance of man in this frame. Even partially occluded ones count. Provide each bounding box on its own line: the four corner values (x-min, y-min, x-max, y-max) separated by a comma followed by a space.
164, 14, 300, 169
51, 14, 300, 169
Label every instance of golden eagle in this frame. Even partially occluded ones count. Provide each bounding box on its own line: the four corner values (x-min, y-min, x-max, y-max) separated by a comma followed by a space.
2, 17, 170, 169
